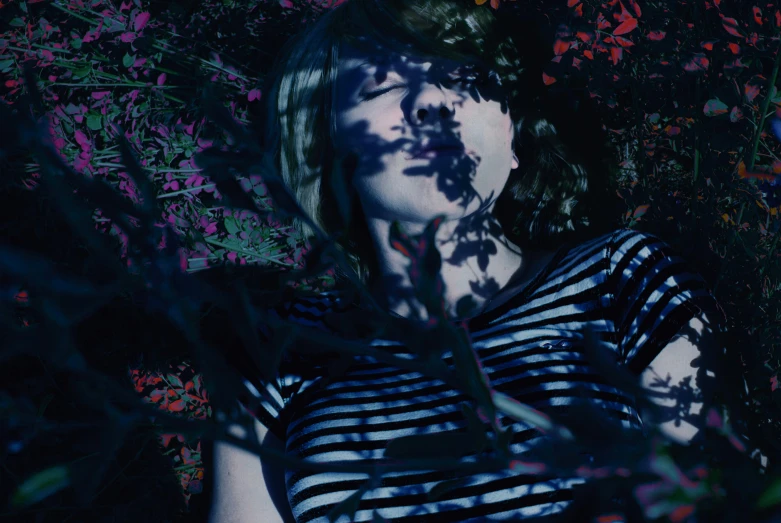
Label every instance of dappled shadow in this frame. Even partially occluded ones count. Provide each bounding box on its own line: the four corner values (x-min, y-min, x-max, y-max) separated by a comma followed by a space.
327, 35, 520, 322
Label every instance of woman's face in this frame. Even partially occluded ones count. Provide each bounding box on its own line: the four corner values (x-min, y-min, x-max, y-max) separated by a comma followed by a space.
332, 38, 519, 227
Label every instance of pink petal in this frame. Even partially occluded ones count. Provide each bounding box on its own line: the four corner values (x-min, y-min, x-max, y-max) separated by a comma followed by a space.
134, 12, 150, 32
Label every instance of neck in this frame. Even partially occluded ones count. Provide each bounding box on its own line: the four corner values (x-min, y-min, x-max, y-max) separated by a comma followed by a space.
365, 211, 532, 322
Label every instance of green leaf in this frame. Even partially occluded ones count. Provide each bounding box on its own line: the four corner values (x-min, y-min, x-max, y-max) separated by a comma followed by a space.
224, 217, 240, 235
326, 482, 371, 523
460, 403, 486, 437
703, 98, 729, 117
757, 477, 781, 509
71, 38, 82, 50
9, 17, 26, 27
384, 432, 481, 460
122, 53, 136, 68
11, 466, 71, 508
167, 373, 183, 388
86, 114, 102, 131
73, 64, 92, 79
455, 295, 479, 319
427, 477, 470, 502
0, 59, 14, 73
192, 375, 203, 395
493, 391, 573, 440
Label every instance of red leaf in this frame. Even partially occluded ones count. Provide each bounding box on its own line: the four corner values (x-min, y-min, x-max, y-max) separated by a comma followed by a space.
168, 399, 186, 412
721, 16, 745, 38
648, 30, 666, 41
614, 36, 634, 48
627, 0, 642, 17
633, 204, 650, 218
149, 390, 166, 403
754, 7, 763, 26
609, 47, 623, 65
553, 39, 570, 55
567, 0, 579, 6
613, 17, 638, 36
576, 31, 592, 42
390, 240, 409, 257
683, 55, 709, 73
670, 504, 696, 523
771, 375, 779, 392
728, 42, 740, 54
730, 106, 744, 123
776, 10, 780, 28
745, 83, 761, 103
583, 49, 594, 60
542, 72, 557, 85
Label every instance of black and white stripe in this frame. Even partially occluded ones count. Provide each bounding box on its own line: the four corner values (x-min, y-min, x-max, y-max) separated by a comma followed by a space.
232, 228, 722, 522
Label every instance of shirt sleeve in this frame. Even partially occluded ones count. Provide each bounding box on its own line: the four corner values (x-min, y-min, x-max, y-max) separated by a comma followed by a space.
232, 292, 348, 441
229, 302, 304, 442
606, 228, 725, 375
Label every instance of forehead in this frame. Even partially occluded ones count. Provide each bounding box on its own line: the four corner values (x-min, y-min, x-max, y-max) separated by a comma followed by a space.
337, 39, 463, 78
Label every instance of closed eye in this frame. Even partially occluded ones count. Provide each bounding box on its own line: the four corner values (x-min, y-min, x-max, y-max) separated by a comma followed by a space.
362, 84, 405, 100
362, 76, 484, 100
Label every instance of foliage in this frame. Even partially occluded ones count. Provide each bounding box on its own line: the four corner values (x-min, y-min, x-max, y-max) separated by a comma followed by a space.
1, 0, 780, 522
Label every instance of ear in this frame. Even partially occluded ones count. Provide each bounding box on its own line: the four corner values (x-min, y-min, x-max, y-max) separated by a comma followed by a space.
512, 152, 519, 170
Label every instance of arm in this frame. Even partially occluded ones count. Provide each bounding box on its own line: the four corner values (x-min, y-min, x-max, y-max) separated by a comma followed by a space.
209, 406, 295, 523
639, 312, 768, 468
638, 311, 719, 445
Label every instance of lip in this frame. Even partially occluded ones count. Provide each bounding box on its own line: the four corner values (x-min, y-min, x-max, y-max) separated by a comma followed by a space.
408, 141, 466, 159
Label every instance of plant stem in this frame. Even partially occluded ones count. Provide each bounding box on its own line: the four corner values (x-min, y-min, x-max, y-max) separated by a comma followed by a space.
203, 237, 291, 267
692, 77, 701, 206
749, 51, 781, 172
714, 47, 781, 297
156, 184, 216, 198
49, 2, 100, 25
760, 232, 780, 277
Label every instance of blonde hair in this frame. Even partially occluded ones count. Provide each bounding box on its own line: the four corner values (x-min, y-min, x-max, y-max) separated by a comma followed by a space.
261, 0, 609, 289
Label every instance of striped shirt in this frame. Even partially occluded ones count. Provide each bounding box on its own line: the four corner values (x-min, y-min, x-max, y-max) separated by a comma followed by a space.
233, 228, 723, 522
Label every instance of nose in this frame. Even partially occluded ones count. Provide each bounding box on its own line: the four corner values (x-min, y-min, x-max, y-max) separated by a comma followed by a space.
412, 86, 455, 127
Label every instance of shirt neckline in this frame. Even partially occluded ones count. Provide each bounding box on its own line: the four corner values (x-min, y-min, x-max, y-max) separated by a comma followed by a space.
457, 241, 572, 326
346, 241, 572, 328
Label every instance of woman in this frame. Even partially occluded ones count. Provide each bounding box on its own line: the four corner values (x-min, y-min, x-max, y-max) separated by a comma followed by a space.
209, 1, 725, 522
